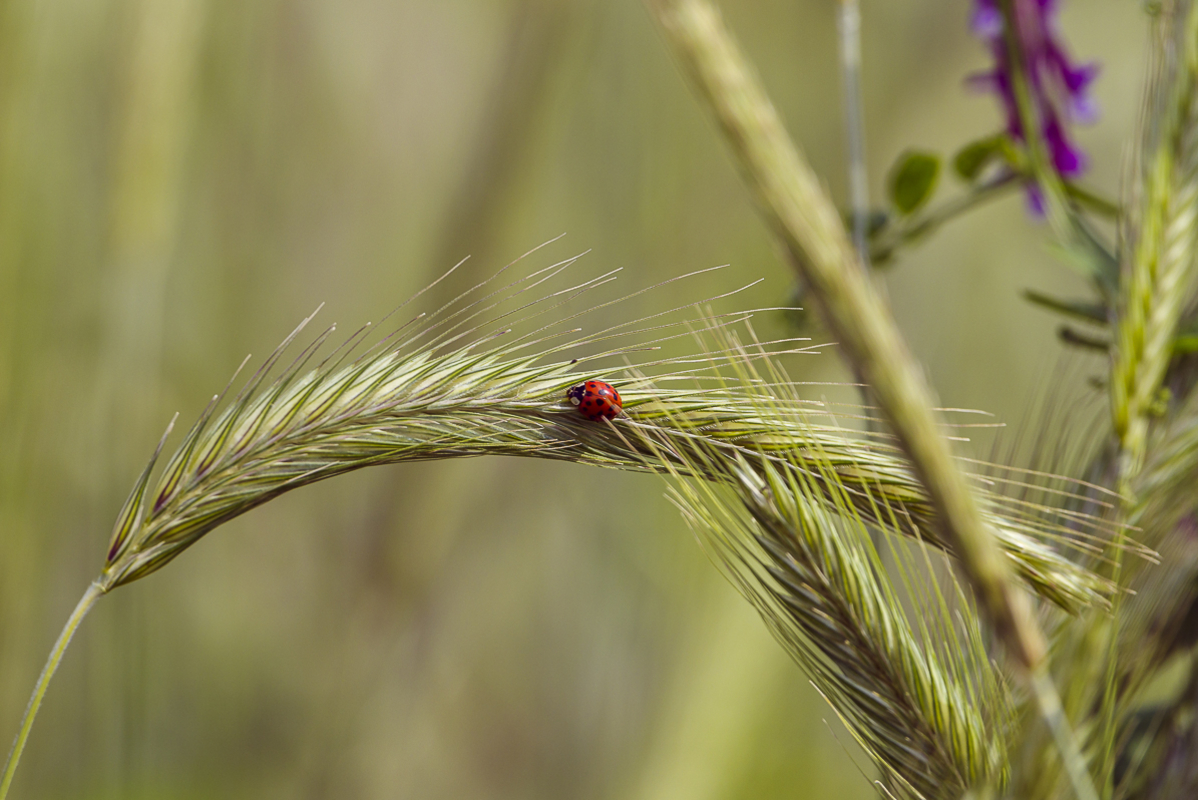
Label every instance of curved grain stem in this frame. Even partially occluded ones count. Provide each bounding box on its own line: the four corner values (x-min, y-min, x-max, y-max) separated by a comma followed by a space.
89, 263, 1115, 612
0, 582, 104, 800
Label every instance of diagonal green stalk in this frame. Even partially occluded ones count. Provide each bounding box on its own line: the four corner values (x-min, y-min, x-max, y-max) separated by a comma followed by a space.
643, 2, 1096, 797
644, 0, 1046, 676
1028, 664, 1101, 800
0, 582, 105, 800
870, 173, 1018, 263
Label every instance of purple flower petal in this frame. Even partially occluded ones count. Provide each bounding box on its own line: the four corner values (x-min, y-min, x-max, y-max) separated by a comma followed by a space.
1069, 93, 1099, 125
1025, 183, 1047, 216
968, 0, 1099, 207
965, 71, 1000, 93
972, 1, 1003, 38
1063, 61, 1100, 93
1045, 117, 1086, 175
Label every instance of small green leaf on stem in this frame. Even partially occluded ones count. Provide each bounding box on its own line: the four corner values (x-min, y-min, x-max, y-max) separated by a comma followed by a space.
1022, 289, 1109, 326
887, 150, 941, 215
953, 135, 1013, 182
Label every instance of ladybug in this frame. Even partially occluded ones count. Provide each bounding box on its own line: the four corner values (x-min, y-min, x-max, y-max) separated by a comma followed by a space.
567, 380, 622, 421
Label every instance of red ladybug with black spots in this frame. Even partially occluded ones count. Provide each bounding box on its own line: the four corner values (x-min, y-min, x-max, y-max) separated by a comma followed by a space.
567, 380, 622, 422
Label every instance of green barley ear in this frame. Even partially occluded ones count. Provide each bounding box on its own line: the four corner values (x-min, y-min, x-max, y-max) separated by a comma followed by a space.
670, 456, 1006, 799
644, 325, 1011, 799
98, 257, 753, 589
1111, 0, 1198, 484
8, 255, 819, 795
93, 260, 1120, 611
1075, 2, 1198, 790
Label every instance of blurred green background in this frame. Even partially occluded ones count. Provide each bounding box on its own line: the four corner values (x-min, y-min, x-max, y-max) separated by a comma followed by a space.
0, 0, 1145, 797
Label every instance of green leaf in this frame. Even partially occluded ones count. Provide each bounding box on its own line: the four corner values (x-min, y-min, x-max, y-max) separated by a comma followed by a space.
952, 135, 1009, 182
1063, 182, 1120, 219
1173, 320, 1198, 355
1022, 289, 1110, 325
1058, 325, 1111, 352
1174, 335, 1198, 355
887, 150, 941, 215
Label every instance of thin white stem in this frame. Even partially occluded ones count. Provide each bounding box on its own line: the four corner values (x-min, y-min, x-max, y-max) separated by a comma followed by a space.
837, 0, 870, 268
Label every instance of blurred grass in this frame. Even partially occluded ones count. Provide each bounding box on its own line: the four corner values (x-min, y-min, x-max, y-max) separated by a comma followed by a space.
0, 0, 1144, 797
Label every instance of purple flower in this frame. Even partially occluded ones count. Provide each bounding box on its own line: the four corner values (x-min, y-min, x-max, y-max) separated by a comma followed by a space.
968, 0, 1098, 202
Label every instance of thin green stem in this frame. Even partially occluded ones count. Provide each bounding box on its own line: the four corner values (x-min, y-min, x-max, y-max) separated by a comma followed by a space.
869, 175, 1116, 265
1029, 665, 1101, 800
870, 174, 1018, 263
0, 582, 105, 800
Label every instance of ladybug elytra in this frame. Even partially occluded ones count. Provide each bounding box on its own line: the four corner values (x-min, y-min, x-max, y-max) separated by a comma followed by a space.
567, 380, 622, 421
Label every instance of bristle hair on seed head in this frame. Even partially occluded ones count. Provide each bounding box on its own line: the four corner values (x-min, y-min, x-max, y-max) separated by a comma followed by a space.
83, 249, 1144, 800
641, 324, 1014, 797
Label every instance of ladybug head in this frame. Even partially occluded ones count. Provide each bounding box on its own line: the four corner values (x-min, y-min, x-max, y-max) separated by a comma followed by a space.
566, 383, 586, 406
